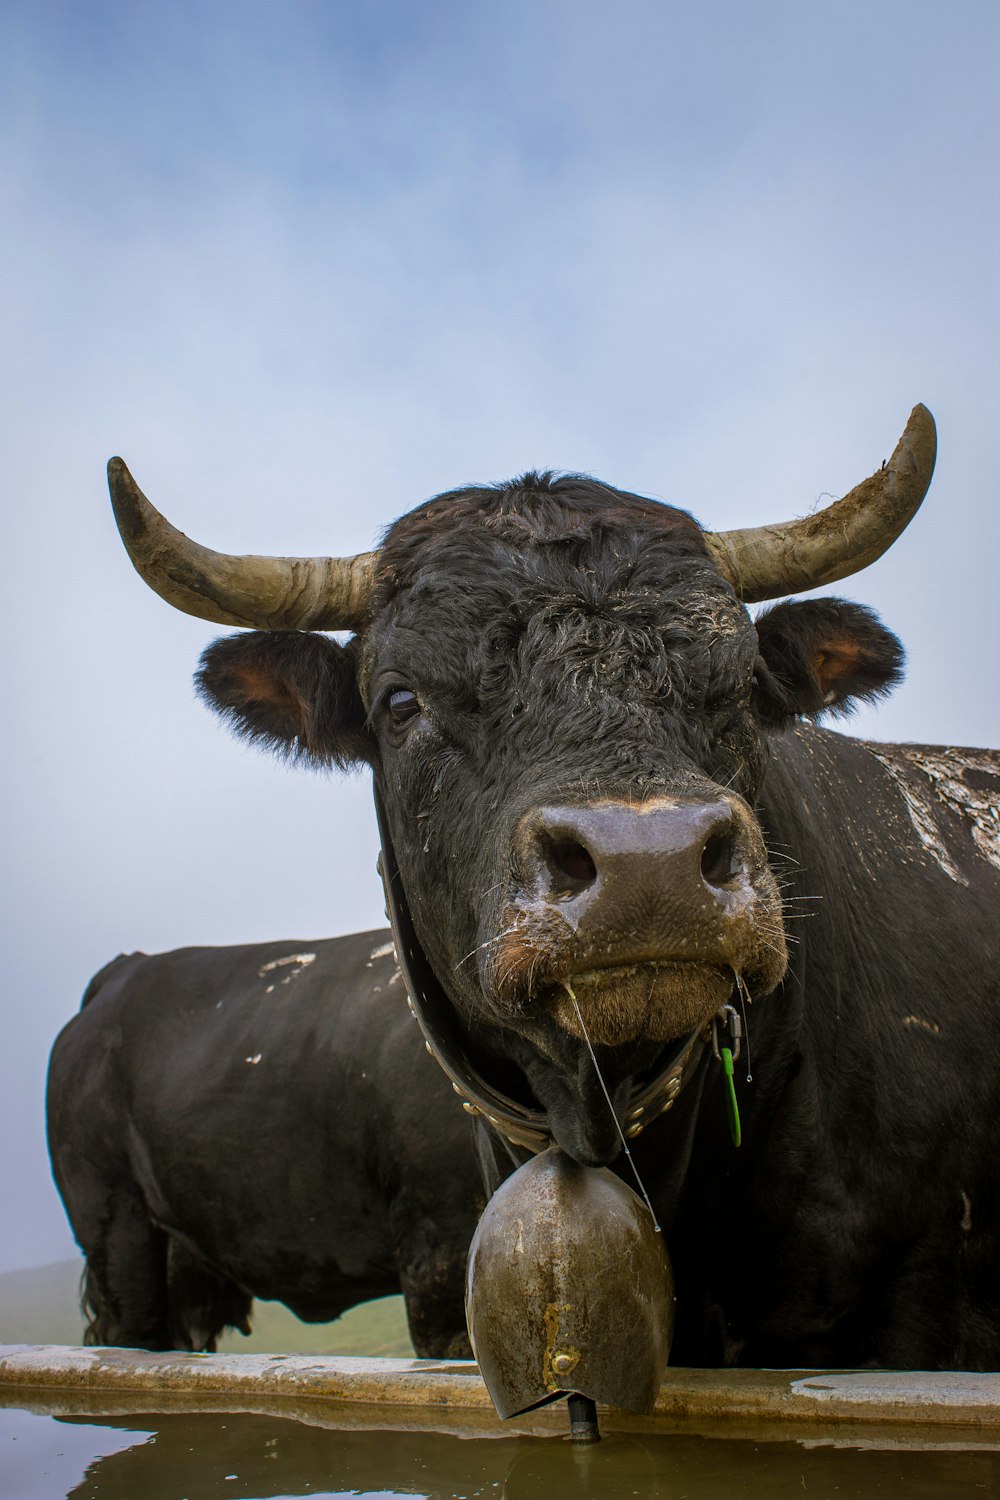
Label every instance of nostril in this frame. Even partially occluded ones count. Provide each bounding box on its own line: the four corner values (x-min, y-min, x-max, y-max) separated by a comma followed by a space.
544, 838, 598, 896
701, 830, 739, 888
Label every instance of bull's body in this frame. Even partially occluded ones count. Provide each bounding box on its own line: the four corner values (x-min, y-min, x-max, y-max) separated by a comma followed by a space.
45, 410, 1000, 1371
47, 930, 479, 1355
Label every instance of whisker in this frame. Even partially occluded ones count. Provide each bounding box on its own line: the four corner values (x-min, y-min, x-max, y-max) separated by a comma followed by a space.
453, 925, 522, 970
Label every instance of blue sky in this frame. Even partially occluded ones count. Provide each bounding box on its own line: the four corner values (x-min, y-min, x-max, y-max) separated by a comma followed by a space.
2, 0, 997, 1273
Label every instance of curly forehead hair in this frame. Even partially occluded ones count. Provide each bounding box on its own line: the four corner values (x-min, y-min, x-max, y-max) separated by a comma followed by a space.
374, 471, 713, 602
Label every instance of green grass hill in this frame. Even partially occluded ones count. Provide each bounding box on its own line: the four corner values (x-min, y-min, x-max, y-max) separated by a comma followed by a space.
0, 1258, 415, 1356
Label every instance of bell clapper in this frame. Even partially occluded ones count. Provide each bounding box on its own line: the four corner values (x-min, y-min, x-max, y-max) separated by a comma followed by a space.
566, 1392, 601, 1443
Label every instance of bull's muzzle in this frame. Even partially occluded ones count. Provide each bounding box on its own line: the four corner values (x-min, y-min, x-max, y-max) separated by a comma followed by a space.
520, 798, 746, 933
493, 796, 787, 1044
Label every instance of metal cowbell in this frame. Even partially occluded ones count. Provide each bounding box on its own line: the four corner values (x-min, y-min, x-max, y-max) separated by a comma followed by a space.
465, 1146, 674, 1419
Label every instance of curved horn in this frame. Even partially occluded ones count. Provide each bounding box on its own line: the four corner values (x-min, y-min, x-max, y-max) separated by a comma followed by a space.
108, 458, 376, 630
704, 404, 936, 602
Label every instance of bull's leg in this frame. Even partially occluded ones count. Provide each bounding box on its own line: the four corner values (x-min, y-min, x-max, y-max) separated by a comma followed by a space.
166, 1240, 253, 1352
81, 1189, 171, 1349
398, 1246, 473, 1359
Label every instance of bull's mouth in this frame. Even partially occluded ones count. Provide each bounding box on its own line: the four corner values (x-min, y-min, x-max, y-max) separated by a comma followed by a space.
539, 959, 735, 1047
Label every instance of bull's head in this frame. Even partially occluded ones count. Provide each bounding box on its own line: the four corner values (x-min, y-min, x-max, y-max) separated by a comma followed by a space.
108, 407, 935, 1163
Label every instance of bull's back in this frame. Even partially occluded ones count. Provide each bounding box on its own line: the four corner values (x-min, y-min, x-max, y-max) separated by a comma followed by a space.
47, 927, 470, 1302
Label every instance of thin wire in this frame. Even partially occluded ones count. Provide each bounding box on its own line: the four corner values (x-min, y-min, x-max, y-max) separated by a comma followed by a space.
735, 972, 753, 1083
565, 984, 662, 1233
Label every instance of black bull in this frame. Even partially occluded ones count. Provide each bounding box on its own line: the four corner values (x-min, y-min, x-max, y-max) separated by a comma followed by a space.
47, 932, 481, 1356
48, 410, 1000, 1367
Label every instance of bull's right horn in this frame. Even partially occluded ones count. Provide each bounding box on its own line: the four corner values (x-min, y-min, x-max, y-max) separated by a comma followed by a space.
704, 404, 936, 602
108, 458, 376, 631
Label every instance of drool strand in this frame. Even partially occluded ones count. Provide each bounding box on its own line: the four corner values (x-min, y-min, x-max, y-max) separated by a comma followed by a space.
564, 983, 662, 1233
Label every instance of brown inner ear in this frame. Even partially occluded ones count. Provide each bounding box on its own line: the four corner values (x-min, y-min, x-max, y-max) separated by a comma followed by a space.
813, 638, 863, 701
230, 662, 309, 734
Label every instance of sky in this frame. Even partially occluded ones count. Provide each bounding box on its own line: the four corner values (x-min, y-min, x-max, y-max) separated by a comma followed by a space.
1, 0, 998, 1274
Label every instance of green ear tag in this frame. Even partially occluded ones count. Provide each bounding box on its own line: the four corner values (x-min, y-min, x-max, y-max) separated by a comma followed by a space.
721, 1046, 742, 1147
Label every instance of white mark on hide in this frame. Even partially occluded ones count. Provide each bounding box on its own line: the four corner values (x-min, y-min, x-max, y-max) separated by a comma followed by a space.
258, 953, 316, 989
863, 744, 1000, 884
367, 942, 396, 964
961, 1191, 973, 1233
388, 968, 402, 986
245, 1054, 262, 1065
902, 1015, 942, 1037
258, 953, 316, 976
512, 1218, 525, 1256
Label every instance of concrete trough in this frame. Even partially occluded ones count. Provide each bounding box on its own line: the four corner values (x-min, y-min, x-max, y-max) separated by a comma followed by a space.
2, 1344, 998, 1451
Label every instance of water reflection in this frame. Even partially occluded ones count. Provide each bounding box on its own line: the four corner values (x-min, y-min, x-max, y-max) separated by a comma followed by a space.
0, 1408, 155, 1500
4, 1408, 994, 1500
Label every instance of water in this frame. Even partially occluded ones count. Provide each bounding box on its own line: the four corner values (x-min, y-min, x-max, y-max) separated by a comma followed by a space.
1, 1405, 996, 1499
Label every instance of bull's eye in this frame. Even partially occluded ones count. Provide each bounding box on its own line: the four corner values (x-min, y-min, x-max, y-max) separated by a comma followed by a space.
387, 689, 421, 724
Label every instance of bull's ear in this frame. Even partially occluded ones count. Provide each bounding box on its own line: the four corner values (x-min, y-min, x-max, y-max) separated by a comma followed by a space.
196, 631, 372, 767
753, 599, 904, 725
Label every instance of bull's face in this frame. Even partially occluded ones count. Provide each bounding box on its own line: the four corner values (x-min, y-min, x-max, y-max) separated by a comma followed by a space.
108, 409, 934, 1161
363, 486, 783, 1070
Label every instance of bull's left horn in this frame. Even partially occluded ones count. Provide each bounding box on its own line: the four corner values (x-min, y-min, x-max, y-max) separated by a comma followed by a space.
704, 404, 936, 602
108, 458, 377, 630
